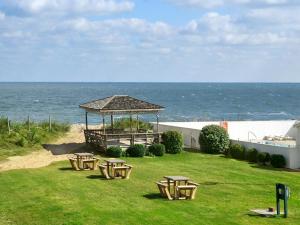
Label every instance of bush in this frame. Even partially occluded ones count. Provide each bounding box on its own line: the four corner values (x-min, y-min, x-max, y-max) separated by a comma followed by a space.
271, 154, 286, 168
126, 144, 145, 157
148, 144, 165, 156
106, 146, 122, 158
257, 152, 271, 165
246, 148, 258, 162
161, 131, 183, 154
229, 143, 245, 160
15, 137, 28, 147
199, 125, 230, 154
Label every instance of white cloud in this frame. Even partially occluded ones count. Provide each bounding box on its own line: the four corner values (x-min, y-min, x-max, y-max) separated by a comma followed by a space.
0, 11, 5, 20
2, 0, 134, 15
62, 18, 174, 39
182, 12, 291, 45
169, 0, 293, 8
248, 7, 300, 24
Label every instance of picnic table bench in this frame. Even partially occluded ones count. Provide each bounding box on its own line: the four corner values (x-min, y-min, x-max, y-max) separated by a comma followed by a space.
68, 153, 99, 170
156, 176, 199, 200
99, 159, 133, 179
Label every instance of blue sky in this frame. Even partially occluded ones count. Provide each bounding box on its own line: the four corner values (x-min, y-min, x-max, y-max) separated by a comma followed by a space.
0, 0, 299, 82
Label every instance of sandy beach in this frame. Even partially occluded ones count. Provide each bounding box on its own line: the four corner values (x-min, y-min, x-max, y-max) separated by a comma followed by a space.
0, 124, 98, 172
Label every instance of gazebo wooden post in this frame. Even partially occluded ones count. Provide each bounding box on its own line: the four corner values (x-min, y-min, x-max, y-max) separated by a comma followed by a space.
85, 112, 88, 130
111, 114, 114, 133
136, 114, 139, 131
130, 114, 133, 133
156, 114, 159, 132
102, 115, 106, 134
156, 114, 160, 143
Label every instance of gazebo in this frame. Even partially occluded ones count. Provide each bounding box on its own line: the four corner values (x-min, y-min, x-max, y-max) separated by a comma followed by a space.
79, 95, 164, 150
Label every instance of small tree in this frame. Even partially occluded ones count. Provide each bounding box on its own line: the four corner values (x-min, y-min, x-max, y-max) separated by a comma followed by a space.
271, 154, 286, 168
229, 143, 245, 160
199, 125, 230, 154
126, 144, 146, 157
246, 148, 258, 163
106, 146, 122, 158
161, 131, 183, 154
148, 144, 165, 156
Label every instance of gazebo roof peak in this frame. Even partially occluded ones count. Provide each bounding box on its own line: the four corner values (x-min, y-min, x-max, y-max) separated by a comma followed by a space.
80, 95, 164, 114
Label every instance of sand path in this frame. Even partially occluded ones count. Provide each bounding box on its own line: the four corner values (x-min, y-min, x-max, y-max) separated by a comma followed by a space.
0, 124, 91, 172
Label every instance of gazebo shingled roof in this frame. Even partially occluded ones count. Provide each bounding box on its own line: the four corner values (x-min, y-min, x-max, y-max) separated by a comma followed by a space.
79, 95, 164, 114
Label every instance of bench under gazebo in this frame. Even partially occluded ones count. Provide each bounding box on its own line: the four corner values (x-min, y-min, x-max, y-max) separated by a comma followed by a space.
79, 95, 164, 150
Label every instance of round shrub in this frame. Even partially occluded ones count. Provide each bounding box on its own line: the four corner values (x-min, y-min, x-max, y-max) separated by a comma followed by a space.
106, 146, 122, 158
257, 152, 271, 165
271, 154, 286, 168
199, 125, 230, 154
161, 131, 183, 154
246, 148, 258, 162
148, 144, 165, 156
229, 143, 245, 160
126, 144, 145, 157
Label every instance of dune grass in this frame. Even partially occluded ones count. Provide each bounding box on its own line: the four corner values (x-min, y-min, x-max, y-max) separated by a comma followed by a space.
0, 118, 70, 161
0, 151, 300, 225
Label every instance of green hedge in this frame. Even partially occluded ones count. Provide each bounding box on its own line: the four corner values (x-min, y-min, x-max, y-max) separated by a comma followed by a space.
246, 148, 258, 163
148, 144, 165, 156
126, 144, 146, 157
161, 131, 183, 154
257, 152, 271, 165
271, 154, 286, 168
106, 146, 122, 158
229, 143, 245, 160
199, 125, 230, 154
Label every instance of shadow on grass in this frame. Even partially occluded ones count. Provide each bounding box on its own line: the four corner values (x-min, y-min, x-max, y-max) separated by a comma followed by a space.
58, 167, 73, 171
86, 175, 107, 180
184, 148, 201, 153
199, 181, 271, 186
250, 164, 298, 172
143, 193, 162, 200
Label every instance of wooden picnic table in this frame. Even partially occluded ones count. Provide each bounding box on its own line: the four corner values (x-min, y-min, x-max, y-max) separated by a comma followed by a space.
104, 159, 126, 178
164, 176, 190, 199
74, 153, 94, 170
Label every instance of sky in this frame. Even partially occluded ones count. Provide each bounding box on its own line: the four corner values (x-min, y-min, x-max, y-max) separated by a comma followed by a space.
0, 0, 299, 82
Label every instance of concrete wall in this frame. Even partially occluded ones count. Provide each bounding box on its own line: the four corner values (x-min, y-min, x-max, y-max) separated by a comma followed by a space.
156, 120, 300, 169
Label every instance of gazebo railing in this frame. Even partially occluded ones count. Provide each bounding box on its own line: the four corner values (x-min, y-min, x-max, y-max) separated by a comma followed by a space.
84, 129, 161, 150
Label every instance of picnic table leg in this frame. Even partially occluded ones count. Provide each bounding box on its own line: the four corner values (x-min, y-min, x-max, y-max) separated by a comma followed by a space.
167, 179, 171, 198
174, 181, 177, 199
77, 156, 81, 170
106, 162, 110, 177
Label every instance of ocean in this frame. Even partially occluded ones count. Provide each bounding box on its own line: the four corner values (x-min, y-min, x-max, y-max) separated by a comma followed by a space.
0, 82, 299, 124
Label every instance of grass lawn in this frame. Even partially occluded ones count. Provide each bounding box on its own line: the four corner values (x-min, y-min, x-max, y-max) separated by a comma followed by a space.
0, 151, 299, 225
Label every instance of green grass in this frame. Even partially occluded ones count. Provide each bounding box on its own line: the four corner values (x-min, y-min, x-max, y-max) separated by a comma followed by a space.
0, 151, 300, 225
0, 118, 70, 161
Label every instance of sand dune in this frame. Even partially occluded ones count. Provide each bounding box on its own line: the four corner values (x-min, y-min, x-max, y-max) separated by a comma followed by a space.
0, 124, 95, 172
